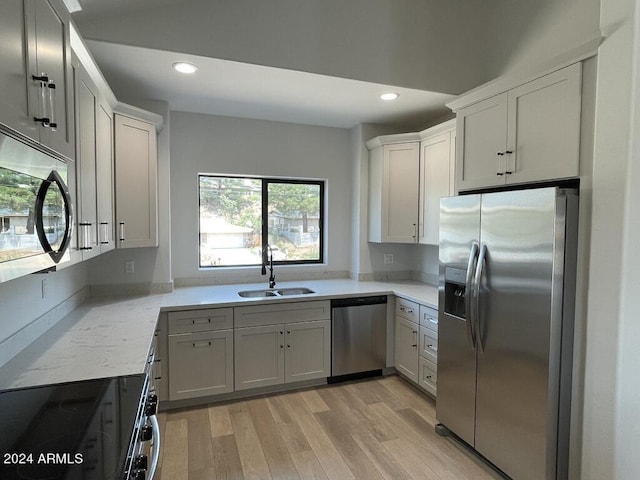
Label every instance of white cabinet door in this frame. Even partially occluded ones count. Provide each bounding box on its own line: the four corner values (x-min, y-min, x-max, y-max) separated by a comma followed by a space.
369, 141, 420, 243
234, 324, 285, 391
114, 114, 158, 248
505, 63, 582, 185
419, 130, 454, 245
395, 316, 419, 383
95, 101, 115, 254
25, 0, 74, 159
0, 0, 36, 140
456, 93, 509, 191
284, 320, 331, 383
73, 57, 99, 261
168, 329, 234, 401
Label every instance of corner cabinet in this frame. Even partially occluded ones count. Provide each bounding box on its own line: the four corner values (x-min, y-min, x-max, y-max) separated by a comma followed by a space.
367, 119, 455, 245
454, 63, 582, 192
114, 113, 159, 248
0, 0, 74, 160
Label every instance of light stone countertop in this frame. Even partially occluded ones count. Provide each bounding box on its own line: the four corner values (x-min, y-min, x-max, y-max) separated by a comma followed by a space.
0, 279, 437, 390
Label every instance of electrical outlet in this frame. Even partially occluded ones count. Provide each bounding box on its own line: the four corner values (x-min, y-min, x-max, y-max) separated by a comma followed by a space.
383, 253, 394, 264
125, 260, 135, 274
41, 278, 47, 299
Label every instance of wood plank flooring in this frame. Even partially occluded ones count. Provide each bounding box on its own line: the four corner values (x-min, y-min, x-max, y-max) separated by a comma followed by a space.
155, 375, 504, 480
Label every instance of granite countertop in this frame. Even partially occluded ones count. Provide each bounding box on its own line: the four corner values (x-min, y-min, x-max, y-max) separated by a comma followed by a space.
0, 279, 437, 390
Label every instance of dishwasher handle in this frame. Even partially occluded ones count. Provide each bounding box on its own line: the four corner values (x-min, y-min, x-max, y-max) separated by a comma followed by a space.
331, 295, 387, 308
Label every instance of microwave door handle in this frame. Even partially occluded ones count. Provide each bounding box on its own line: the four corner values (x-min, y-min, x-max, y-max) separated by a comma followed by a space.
474, 243, 487, 353
465, 243, 478, 349
148, 414, 161, 480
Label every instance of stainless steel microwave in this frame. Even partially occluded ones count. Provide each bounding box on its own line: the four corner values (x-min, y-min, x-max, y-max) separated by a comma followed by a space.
0, 128, 72, 284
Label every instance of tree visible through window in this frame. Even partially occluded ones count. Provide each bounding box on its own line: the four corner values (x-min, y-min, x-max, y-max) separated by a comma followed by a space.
198, 175, 324, 267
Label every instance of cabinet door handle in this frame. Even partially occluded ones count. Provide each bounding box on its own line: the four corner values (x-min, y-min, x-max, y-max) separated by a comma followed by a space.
79, 222, 93, 250
100, 222, 110, 244
32, 74, 50, 127
412, 223, 417, 239
425, 375, 432, 380
505, 150, 513, 174
119, 222, 125, 242
47, 81, 57, 130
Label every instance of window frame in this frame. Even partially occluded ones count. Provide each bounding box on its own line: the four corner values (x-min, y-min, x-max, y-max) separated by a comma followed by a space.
198, 174, 325, 269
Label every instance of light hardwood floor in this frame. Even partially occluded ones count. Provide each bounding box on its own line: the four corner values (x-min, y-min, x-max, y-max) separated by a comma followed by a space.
155, 375, 504, 480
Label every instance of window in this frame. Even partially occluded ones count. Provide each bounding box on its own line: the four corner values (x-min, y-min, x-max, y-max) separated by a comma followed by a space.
198, 175, 324, 268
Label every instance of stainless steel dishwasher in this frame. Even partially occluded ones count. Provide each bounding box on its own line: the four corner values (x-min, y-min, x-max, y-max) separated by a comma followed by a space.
330, 295, 387, 382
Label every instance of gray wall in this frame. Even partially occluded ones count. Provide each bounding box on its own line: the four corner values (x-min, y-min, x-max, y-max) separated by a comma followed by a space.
169, 112, 352, 284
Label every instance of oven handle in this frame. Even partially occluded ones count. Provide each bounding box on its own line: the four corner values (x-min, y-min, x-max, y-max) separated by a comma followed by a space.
148, 414, 161, 479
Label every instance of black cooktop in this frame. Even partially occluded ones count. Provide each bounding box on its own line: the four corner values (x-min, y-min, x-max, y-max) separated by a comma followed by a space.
0, 375, 145, 480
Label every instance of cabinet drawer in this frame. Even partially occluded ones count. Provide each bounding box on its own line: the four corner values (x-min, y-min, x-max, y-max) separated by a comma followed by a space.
419, 326, 438, 364
168, 308, 233, 334
419, 357, 437, 396
395, 297, 419, 323
419, 305, 439, 333
234, 301, 330, 328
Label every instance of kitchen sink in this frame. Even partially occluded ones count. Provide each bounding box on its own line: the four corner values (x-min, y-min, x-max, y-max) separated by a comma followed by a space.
237, 287, 315, 298
276, 287, 315, 296
238, 289, 279, 298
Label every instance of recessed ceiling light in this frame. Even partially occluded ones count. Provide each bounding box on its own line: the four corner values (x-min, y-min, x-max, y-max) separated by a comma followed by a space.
172, 62, 198, 74
380, 92, 399, 101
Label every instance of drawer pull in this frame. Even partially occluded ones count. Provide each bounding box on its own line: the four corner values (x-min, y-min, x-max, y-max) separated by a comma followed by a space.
427, 344, 438, 352
427, 317, 438, 325
192, 318, 212, 325
425, 375, 432, 380
192, 341, 212, 348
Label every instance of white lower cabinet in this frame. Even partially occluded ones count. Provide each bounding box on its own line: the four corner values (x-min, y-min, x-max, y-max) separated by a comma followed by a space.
395, 297, 439, 396
234, 319, 331, 391
419, 357, 438, 396
164, 301, 331, 404
234, 301, 331, 392
395, 316, 419, 383
167, 308, 234, 401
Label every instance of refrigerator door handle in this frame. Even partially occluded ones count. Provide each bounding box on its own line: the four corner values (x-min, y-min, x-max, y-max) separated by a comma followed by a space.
465, 243, 479, 349
474, 243, 488, 353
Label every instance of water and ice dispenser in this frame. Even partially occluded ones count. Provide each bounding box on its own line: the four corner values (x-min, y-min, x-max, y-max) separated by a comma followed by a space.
444, 267, 467, 319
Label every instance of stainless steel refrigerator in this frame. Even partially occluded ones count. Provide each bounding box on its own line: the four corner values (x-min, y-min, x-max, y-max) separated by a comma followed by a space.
436, 187, 578, 480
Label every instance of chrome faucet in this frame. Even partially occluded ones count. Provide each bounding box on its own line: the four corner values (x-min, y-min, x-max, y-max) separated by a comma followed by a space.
261, 244, 276, 288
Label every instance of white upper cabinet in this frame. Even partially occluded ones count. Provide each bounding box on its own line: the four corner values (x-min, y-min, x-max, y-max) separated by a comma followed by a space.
1, 0, 75, 160
454, 63, 582, 191
367, 120, 456, 245
114, 113, 159, 248
0, 1, 35, 140
418, 120, 455, 245
72, 55, 100, 261
95, 101, 115, 254
71, 53, 115, 260
368, 140, 420, 243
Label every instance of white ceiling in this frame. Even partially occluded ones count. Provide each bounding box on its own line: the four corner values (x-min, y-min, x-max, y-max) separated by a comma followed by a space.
69, 0, 456, 129
85, 40, 455, 129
